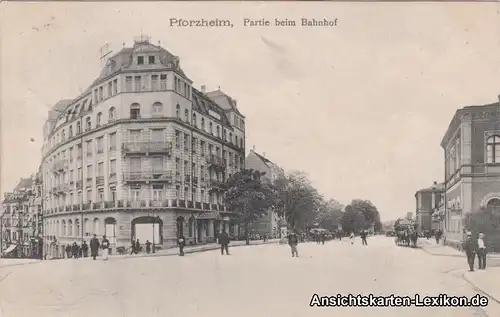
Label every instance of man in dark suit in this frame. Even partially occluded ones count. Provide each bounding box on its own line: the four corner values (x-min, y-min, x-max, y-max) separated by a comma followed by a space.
463, 231, 477, 272
218, 230, 230, 255
90, 234, 100, 260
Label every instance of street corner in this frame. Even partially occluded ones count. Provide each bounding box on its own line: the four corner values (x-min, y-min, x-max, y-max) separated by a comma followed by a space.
463, 267, 500, 306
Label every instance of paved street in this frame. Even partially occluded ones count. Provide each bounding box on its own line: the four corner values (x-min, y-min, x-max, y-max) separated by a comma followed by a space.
1, 236, 499, 317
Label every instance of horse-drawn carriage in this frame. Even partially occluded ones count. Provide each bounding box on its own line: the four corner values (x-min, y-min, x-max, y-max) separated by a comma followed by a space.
394, 219, 418, 248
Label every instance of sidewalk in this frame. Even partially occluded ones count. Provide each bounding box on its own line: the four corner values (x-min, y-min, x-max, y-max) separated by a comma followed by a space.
419, 239, 500, 258
463, 267, 500, 305
1, 239, 280, 267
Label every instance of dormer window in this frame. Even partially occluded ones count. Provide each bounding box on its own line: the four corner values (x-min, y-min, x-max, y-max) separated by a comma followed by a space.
137, 56, 144, 65
148, 56, 155, 64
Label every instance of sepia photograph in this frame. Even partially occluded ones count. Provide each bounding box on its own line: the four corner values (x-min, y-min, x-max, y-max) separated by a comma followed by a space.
0, 1, 499, 317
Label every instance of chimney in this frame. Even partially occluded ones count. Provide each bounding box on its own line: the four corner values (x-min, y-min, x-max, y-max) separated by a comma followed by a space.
201, 85, 206, 93
263, 152, 266, 158
433, 181, 437, 185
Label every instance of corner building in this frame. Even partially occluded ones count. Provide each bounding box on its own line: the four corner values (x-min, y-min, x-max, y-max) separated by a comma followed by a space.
440, 95, 500, 249
41, 37, 246, 258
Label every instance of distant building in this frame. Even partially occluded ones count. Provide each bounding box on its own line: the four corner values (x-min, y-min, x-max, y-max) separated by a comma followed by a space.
245, 149, 286, 238
415, 181, 445, 233
440, 95, 500, 249
1, 175, 42, 258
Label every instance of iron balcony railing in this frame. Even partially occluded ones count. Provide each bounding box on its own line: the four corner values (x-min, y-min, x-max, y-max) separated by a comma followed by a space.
207, 155, 226, 167
122, 141, 173, 155
123, 171, 173, 182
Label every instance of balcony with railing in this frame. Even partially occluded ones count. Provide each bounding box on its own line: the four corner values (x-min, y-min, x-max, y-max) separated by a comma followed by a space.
122, 141, 173, 155
123, 171, 173, 183
208, 179, 226, 191
207, 155, 226, 168
150, 200, 169, 207
109, 173, 117, 183
52, 160, 68, 173
96, 176, 105, 186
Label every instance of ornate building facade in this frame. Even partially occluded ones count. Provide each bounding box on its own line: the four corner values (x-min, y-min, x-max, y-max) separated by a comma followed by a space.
40, 36, 246, 258
440, 95, 500, 248
1, 175, 43, 258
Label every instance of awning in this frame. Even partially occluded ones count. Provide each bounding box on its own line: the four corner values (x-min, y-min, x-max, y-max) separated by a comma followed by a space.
2, 244, 16, 255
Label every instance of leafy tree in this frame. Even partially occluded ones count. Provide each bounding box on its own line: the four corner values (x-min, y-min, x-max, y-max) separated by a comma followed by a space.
274, 171, 321, 232
464, 207, 500, 253
315, 199, 344, 232
224, 169, 278, 245
341, 199, 382, 233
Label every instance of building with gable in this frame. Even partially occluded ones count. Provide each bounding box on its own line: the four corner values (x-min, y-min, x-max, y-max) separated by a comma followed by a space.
414, 181, 444, 233
440, 95, 500, 249
40, 36, 246, 258
245, 149, 286, 238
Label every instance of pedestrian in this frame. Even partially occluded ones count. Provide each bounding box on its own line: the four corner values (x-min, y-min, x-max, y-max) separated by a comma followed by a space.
101, 235, 110, 261
350, 232, 355, 244
130, 240, 137, 255
477, 233, 487, 270
288, 232, 299, 257
71, 242, 79, 259
218, 230, 230, 255
463, 232, 477, 272
135, 239, 141, 253
65, 245, 71, 259
145, 240, 152, 254
178, 235, 185, 256
90, 234, 100, 260
361, 230, 368, 246
82, 241, 89, 258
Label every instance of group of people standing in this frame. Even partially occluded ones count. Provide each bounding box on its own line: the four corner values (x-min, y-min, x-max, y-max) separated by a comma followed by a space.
463, 231, 488, 271
63, 234, 110, 261
350, 231, 369, 245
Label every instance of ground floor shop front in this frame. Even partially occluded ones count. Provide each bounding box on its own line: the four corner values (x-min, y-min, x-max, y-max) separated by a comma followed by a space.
42, 208, 240, 259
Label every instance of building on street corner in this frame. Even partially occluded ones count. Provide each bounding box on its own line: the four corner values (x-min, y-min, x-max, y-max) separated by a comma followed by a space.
415, 181, 444, 233
40, 36, 246, 258
245, 149, 286, 238
440, 95, 500, 249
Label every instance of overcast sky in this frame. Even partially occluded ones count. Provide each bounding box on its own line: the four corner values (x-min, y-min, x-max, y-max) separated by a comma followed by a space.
1, 2, 499, 220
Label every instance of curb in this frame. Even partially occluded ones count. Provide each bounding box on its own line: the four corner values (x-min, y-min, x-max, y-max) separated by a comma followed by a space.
419, 246, 464, 258
0, 240, 280, 267
462, 271, 500, 305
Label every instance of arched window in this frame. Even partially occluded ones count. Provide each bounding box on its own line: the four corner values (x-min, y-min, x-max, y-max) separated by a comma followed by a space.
486, 135, 500, 163
96, 112, 102, 127
85, 117, 91, 131
222, 129, 226, 141
76, 121, 81, 134
229, 133, 232, 143
69, 125, 73, 138
109, 107, 116, 121
209, 122, 213, 134
61, 130, 66, 141
235, 136, 238, 146
56, 220, 60, 237
152, 102, 163, 116
240, 138, 243, 148
184, 109, 189, 122
176, 104, 180, 119
75, 219, 80, 237
67, 219, 72, 236
93, 218, 100, 235
216, 126, 220, 138
130, 103, 141, 119
192, 113, 197, 127
487, 198, 500, 208
84, 218, 89, 236
201, 118, 205, 131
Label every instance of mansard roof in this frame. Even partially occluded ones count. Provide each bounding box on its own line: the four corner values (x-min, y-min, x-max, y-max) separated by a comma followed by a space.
192, 88, 232, 128
206, 90, 245, 118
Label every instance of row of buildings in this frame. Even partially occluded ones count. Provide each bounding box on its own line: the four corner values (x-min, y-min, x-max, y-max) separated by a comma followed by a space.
1, 36, 286, 259
414, 95, 500, 248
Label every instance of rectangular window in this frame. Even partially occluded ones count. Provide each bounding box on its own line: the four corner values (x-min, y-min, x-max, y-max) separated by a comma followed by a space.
151, 75, 158, 92
98, 188, 104, 202
174, 77, 178, 92
97, 137, 104, 153
86, 141, 92, 157
201, 165, 205, 180
86, 165, 93, 178
152, 185, 163, 200
110, 159, 116, 174
109, 132, 117, 150
113, 79, 118, 95
87, 189, 92, 202
137, 56, 144, 65
125, 76, 132, 92
184, 134, 189, 151
151, 129, 163, 142
134, 76, 141, 92
129, 130, 141, 142
152, 156, 163, 173
184, 160, 189, 175
97, 162, 104, 177
131, 189, 140, 201
108, 82, 112, 98
160, 74, 167, 91
77, 168, 82, 181
192, 137, 197, 153
192, 163, 197, 177
200, 141, 205, 156
99, 87, 103, 101
175, 130, 180, 148
175, 158, 180, 175
110, 187, 116, 201
175, 186, 180, 199
148, 56, 155, 64
130, 157, 141, 172
94, 89, 98, 103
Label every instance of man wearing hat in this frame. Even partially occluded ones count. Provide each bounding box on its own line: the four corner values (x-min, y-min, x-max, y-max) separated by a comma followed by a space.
477, 233, 487, 270
463, 231, 477, 272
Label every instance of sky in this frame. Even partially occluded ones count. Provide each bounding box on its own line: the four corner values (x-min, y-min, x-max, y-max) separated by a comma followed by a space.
1, 2, 499, 221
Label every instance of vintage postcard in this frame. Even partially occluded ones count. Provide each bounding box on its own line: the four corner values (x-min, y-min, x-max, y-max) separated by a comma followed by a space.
1, 1, 500, 317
